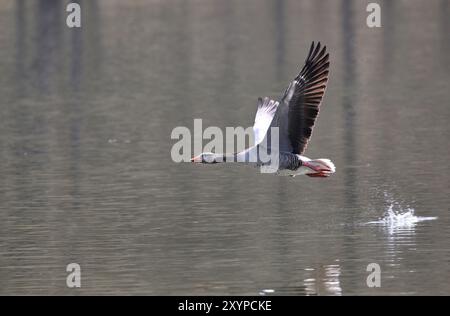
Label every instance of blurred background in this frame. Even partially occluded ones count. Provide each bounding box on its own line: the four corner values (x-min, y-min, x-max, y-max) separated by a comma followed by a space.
0, 0, 449, 295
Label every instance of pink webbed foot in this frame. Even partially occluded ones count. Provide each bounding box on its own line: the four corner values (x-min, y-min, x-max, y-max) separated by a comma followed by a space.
303, 160, 334, 178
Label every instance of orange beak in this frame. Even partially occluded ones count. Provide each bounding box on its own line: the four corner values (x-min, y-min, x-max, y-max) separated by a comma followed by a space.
191, 155, 202, 163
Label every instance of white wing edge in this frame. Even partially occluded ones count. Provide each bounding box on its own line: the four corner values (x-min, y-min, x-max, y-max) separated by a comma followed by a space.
253, 97, 279, 145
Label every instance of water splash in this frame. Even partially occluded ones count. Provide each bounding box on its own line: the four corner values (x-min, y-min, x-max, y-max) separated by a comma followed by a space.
366, 202, 437, 233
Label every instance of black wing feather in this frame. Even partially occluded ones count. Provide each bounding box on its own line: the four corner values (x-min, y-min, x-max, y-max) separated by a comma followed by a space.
285, 42, 330, 154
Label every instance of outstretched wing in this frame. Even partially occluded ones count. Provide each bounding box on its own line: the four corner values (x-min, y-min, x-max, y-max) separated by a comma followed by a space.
283, 42, 330, 154
253, 97, 279, 145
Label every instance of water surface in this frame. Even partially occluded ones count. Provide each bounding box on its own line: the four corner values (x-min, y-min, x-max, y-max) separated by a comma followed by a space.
0, 0, 449, 295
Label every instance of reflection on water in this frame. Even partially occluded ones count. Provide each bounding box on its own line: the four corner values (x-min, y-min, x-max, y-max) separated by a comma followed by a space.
302, 264, 342, 296
0, 0, 449, 295
260, 263, 342, 296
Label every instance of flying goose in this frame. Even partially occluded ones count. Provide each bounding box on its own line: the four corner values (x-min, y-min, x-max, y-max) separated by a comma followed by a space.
191, 42, 335, 178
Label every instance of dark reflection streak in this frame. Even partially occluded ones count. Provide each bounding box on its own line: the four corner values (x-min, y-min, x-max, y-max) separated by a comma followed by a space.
441, 0, 449, 66
273, 0, 295, 294
176, 0, 193, 211
36, 0, 63, 266
2, 0, 28, 292
35, 0, 62, 94
70, 0, 83, 92
8, 1, 63, 284
221, 1, 236, 107
155, 1, 193, 254
90, 0, 102, 71
12, 1, 30, 205
162, 1, 196, 281
220, 0, 239, 154
340, 1, 358, 291
382, 0, 394, 76
341, 0, 357, 211
339, 0, 359, 294
379, 0, 396, 169
68, 0, 85, 218
217, 0, 247, 264
15, 0, 26, 97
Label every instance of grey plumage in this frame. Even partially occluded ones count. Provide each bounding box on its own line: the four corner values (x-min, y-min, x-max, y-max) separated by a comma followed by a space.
277, 152, 302, 170
258, 151, 301, 170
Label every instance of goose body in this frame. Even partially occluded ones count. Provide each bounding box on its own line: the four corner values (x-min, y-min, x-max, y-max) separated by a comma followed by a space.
191, 42, 335, 178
